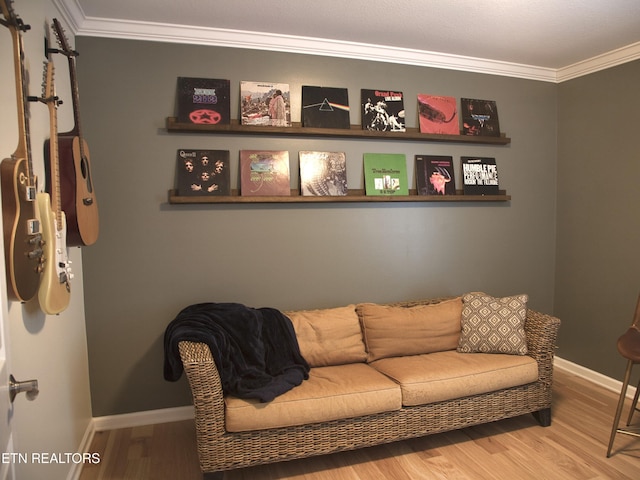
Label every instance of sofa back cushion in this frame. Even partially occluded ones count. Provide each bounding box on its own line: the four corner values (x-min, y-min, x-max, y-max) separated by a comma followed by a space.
356, 297, 463, 362
287, 305, 367, 367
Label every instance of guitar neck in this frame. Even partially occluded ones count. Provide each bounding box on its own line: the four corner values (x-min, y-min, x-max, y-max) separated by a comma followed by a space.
47, 95, 63, 231
42, 59, 64, 231
10, 20, 35, 186
64, 51, 83, 138
52, 17, 86, 150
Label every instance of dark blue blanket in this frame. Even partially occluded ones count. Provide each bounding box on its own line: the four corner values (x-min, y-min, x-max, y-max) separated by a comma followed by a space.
163, 302, 309, 402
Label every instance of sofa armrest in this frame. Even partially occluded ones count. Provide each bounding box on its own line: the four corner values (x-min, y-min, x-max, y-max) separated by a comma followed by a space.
524, 309, 561, 388
178, 341, 227, 438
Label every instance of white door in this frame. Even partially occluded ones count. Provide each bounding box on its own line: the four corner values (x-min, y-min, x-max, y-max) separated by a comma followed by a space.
0, 294, 14, 480
0, 0, 15, 475
1, 1, 18, 476
0, 298, 36, 480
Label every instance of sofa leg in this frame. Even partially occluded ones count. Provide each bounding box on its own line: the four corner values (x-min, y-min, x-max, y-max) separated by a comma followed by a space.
533, 408, 552, 426
203, 472, 224, 480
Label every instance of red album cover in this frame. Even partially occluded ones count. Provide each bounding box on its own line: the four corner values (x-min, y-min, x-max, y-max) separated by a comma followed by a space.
417, 94, 459, 135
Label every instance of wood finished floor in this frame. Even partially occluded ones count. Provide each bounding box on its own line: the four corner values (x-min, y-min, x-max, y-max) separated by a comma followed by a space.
79, 368, 640, 479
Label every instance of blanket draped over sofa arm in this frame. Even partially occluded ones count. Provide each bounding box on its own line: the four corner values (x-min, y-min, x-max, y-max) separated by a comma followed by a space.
163, 302, 310, 402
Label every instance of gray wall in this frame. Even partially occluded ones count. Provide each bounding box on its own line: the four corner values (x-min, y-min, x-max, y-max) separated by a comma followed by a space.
555, 60, 640, 380
76, 37, 558, 416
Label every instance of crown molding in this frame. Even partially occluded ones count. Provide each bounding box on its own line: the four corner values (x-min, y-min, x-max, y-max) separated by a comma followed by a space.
73, 17, 559, 82
51, 0, 83, 32
556, 41, 640, 82
53, 1, 639, 84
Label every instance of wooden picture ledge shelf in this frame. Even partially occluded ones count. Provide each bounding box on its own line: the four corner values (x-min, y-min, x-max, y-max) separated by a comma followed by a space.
167, 189, 511, 204
165, 117, 511, 145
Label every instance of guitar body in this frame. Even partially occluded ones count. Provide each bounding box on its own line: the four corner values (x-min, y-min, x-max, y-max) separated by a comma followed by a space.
46, 134, 98, 246
49, 17, 99, 247
38, 59, 73, 314
1, 156, 43, 301
1, 0, 44, 302
36, 192, 70, 314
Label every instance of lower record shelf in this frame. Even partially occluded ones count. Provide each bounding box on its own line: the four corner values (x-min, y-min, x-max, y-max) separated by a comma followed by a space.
167, 189, 511, 204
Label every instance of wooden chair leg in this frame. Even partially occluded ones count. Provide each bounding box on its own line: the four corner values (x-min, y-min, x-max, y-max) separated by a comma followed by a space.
607, 360, 634, 457
625, 377, 640, 426
532, 407, 551, 426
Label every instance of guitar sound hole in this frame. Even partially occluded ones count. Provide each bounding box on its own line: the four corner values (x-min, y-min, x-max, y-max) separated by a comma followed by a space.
81, 156, 94, 193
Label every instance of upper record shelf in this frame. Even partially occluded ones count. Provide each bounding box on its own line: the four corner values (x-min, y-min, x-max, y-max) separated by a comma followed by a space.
165, 117, 511, 145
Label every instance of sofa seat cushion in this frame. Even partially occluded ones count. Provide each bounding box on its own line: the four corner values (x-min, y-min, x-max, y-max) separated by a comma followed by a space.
370, 350, 538, 406
225, 363, 402, 432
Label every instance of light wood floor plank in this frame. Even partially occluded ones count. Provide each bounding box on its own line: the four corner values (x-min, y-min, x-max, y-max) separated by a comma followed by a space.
79, 369, 640, 479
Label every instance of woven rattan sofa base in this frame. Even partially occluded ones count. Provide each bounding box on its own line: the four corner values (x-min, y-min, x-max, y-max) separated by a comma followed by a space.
178, 301, 560, 479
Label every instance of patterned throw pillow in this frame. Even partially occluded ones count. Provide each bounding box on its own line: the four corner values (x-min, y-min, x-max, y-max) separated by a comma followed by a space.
457, 292, 528, 355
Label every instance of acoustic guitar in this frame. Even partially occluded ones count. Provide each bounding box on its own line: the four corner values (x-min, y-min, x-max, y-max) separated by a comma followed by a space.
37, 60, 72, 315
48, 18, 98, 247
0, 0, 44, 302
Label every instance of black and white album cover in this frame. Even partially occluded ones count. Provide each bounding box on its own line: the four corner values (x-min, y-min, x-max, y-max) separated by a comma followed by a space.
461, 156, 499, 195
361, 89, 405, 132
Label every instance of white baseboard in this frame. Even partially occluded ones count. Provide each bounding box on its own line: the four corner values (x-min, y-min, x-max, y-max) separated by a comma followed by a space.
92, 405, 195, 432
554, 356, 637, 399
84, 358, 634, 436
67, 418, 96, 480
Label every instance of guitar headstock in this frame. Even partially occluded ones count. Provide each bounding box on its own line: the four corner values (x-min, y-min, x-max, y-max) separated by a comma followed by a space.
0, 0, 29, 32
51, 17, 74, 55
41, 60, 61, 108
0, 0, 16, 24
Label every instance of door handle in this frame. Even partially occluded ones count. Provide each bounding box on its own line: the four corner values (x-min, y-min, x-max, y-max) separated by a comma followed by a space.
9, 374, 39, 403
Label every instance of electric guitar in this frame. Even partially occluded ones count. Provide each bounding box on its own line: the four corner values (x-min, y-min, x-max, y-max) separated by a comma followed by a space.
0, 0, 44, 302
38, 60, 71, 315
48, 17, 98, 247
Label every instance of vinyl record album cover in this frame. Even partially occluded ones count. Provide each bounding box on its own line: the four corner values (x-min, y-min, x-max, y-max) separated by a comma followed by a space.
415, 155, 456, 195
461, 156, 499, 195
299, 151, 348, 196
417, 94, 459, 134
461, 98, 500, 137
240, 81, 291, 126
363, 153, 408, 196
239, 150, 291, 196
301, 86, 350, 129
176, 77, 230, 125
361, 89, 405, 132
176, 149, 230, 196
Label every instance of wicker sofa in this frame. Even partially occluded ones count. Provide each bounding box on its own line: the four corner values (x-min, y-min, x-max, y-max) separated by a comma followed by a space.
177, 294, 560, 479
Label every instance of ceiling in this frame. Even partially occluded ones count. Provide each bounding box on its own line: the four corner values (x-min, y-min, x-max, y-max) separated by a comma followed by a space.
57, 0, 640, 82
